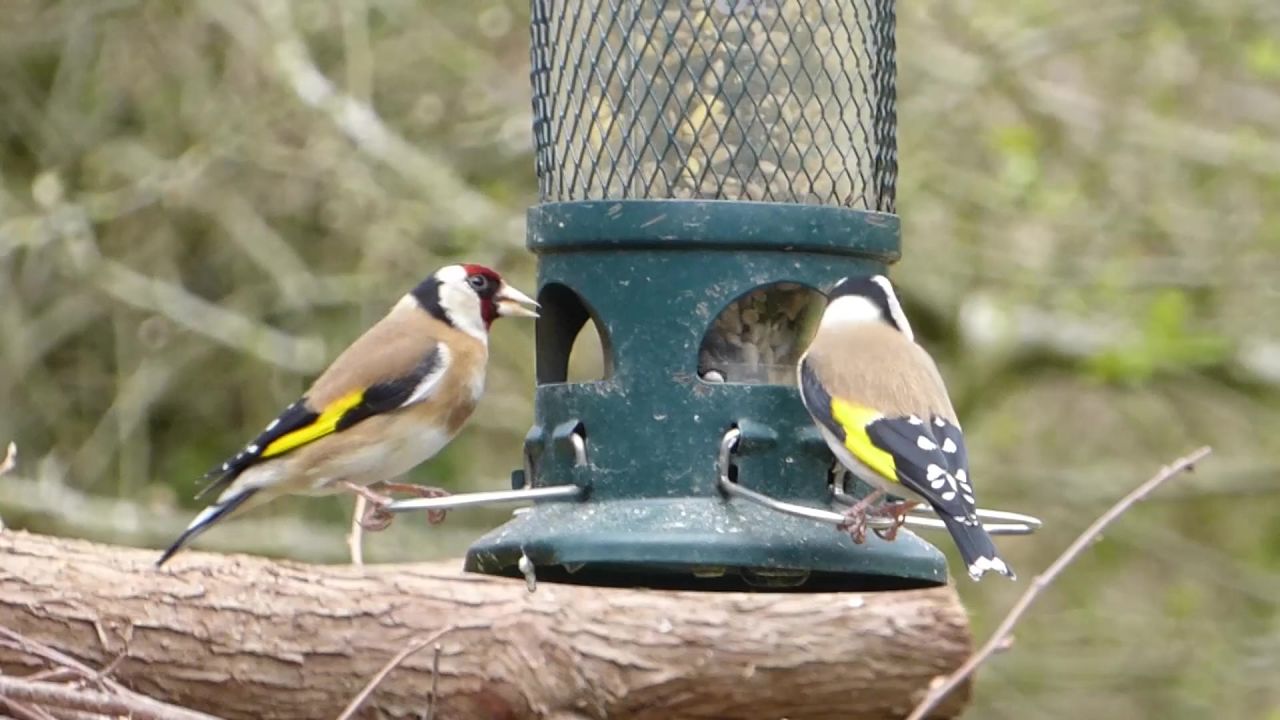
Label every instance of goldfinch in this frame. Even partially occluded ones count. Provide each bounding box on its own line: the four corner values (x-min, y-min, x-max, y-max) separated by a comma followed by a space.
797, 275, 1014, 581
156, 264, 538, 566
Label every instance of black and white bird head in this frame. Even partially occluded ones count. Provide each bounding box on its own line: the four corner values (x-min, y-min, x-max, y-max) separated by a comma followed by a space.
408, 264, 538, 340
821, 274, 914, 341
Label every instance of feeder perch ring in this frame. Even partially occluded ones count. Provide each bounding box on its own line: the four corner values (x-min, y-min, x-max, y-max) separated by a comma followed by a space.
717, 428, 1042, 537
569, 430, 587, 467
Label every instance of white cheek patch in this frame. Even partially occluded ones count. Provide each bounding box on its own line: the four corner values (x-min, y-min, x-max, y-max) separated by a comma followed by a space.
437, 281, 487, 342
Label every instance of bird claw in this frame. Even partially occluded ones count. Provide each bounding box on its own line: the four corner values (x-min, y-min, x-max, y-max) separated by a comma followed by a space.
839, 513, 870, 544
341, 482, 398, 532
870, 500, 920, 542
358, 504, 395, 532
836, 488, 884, 545
343, 482, 451, 529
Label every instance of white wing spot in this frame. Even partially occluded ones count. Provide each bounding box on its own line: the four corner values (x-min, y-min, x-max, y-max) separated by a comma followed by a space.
955, 469, 967, 482
968, 556, 1010, 579
265, 418, 280, 431
962, 493, 976, 504
247, 444, 260, 454
907, 415, 923, 425
953, 515, 967, 523
941, 491, 956, 501
942, 438, 957, 453
959, 482, 973, 493
934, 417, 947, 428
916, 435, 938, 451
926, 464, 945, 481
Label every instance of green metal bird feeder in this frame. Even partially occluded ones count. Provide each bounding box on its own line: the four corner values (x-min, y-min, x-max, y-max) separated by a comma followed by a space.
468, 0, 945, 591
389, 1, 1039, 589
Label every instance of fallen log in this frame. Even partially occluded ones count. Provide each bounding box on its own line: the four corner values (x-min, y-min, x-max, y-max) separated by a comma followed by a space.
0, 532, 971, 719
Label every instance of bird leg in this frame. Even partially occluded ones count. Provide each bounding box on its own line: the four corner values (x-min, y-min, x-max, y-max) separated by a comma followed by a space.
872, 500, 922, 542
837, 488, 885, 544
341, 482, 398, 532
376, 482, 451, 525
348, 495, 368, 566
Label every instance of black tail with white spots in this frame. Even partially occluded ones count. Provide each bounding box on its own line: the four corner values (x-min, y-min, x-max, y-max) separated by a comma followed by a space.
156, 488, 259, 567
939, 513, 1015, 581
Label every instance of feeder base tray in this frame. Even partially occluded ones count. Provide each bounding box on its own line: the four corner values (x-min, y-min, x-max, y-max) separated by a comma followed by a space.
464, 496, 948, 592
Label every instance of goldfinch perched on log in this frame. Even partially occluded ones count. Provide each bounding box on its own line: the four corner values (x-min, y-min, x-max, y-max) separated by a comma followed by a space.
797, 275, 1014, 581
156, 264, 538, 566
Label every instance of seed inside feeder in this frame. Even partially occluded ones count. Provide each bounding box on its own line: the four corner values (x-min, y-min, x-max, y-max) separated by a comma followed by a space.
699, 283, 825, 385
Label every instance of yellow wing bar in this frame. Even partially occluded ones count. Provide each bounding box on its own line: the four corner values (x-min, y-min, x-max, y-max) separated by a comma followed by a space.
261, 390, 364, 458
829, 397, 899, 484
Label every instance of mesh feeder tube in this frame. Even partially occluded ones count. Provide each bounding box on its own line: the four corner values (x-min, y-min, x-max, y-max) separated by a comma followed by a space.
464, 0, 947, 590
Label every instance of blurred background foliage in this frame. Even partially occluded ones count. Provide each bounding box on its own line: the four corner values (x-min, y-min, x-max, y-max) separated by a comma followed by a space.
0, 1, 1277, 718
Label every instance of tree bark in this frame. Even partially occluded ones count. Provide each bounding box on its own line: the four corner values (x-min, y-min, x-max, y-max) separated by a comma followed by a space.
0, 532, 972, 720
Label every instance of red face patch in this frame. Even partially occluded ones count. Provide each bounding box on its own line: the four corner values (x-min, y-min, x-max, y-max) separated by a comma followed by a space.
462, 264, 504, 327
462, 264, 503, 285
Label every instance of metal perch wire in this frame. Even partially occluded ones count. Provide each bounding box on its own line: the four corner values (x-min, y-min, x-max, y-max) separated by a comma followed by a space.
386, 428, 1042, 538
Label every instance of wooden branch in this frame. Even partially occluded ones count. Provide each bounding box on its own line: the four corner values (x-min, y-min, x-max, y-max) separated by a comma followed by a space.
0, 532, 974, 720
905, 446, 1213, 720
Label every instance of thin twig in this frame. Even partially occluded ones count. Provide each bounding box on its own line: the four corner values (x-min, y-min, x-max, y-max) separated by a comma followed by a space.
905, 446, 1212, 720
335, 626, 454, 720
23, 669, 78, 685
0, 677, 216, 720
45, 708, 113, 720
87, 649, 129, 687
348, 494, 367, 567
0, 442, 13, 530
0, 696, 59, 720
424, 643, 441, 720
0, 628, 125, 695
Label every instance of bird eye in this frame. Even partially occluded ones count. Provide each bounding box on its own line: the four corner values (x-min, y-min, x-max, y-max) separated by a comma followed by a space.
468, 274, 491, 292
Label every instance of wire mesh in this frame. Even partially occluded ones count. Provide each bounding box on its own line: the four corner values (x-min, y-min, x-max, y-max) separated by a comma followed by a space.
530, 0, 896, 210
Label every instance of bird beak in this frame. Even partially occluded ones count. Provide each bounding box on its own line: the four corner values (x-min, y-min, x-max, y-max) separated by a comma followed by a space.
495, 283, 540, 318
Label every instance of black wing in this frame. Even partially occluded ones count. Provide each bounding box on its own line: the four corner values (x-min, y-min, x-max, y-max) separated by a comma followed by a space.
798, 359, 844, 443
195, 399, 319, 499
195, 347, 444, 499
333, 348, 443, 431
865, 414, 981, 526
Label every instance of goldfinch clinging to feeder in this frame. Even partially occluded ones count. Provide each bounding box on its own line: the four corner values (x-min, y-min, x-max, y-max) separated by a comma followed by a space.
156, 264, 538, 566
797, 274, 1014, 581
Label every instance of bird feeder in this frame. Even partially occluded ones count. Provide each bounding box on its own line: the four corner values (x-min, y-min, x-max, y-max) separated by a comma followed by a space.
390, 0, 1038, 590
